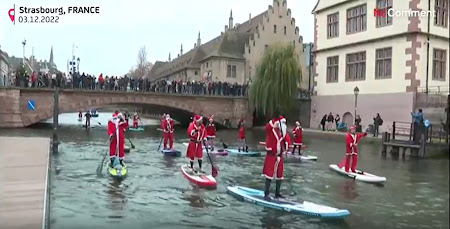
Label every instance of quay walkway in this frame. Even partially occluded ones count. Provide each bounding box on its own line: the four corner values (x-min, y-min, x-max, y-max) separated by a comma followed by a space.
0, 137, 50, 229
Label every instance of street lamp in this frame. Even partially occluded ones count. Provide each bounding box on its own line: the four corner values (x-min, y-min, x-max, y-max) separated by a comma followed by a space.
76, 57, 80, 73
354, 86, 359, 124
22, 39, 26, 65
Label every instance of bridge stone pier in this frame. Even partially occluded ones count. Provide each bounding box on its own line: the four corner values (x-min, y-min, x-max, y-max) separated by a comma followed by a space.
0, 88, 252, 128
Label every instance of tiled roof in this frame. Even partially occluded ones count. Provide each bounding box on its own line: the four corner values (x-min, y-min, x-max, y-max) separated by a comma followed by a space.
150, 11, 266, 81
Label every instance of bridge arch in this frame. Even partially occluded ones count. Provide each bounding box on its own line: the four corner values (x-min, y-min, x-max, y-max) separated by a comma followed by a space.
0, 88, 252, 128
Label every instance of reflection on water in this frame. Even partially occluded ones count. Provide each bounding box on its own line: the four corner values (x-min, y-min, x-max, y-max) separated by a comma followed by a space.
0, 126, 448, 229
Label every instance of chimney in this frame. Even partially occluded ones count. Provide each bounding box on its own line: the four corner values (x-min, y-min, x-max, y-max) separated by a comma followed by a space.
168, 53, 171, 62
180, 44, 183, 56
249, 13, 251, 23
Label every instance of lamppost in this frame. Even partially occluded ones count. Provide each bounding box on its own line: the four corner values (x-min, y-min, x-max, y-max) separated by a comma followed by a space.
22, 39, 26, 65
354, 86, 359, 124
76, 57, 80, 74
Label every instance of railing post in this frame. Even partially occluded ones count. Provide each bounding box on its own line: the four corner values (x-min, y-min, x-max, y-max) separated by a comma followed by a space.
409, 122, 413, 141
429, 124, 433, 143
392, 122, 396, 140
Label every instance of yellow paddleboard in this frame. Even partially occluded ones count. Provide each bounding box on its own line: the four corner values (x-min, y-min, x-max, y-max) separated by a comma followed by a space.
107, 162, 128, 178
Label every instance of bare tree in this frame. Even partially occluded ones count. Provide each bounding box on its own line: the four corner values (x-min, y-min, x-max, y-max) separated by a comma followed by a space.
133, 46, 154, 79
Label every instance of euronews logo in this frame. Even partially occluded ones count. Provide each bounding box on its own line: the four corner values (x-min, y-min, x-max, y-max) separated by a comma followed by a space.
373, 8, 436, 18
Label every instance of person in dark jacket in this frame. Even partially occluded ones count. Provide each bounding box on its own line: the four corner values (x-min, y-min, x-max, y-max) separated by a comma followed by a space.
355, 115, 362, 132
326, 112, 335, 131
321, 115, 327, 131
373, 113, 383, 137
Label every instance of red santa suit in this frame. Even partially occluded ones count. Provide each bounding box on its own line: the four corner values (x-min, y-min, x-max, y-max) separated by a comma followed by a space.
186, 115, 206, 161
133, 114, 139, 128
262, 118, 287, 180
238, 120, 245, 139
344, 128, 367, 172
162, 117, 175, 149
292, 126, 303, 145
107, 113, 129, 160
205, 118, 216, 139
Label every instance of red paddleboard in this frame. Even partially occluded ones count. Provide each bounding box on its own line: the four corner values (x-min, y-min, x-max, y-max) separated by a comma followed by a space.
258, 142, 307, 149
180, 165, 217, 188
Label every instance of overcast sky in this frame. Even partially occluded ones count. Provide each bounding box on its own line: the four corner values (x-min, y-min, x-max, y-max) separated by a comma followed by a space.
1, 0, 316, 76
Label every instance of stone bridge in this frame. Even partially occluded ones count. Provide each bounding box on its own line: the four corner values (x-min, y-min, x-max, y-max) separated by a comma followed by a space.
0, 87, 252, 128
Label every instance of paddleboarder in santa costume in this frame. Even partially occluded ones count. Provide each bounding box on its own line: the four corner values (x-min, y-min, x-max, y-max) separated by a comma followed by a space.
263, 116, 288, 200
132, 112, 140, 128
238, 119, 248, 152
84, 111, 91, 129
205, 116, 216, 150
292, 121, 303, 155
162, 114, 175, 150
107, 113, 129, 167
342, 125, 367, 173
186, 115, 206, 173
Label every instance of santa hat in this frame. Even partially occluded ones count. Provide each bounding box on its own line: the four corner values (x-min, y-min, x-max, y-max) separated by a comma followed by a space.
114, 110, 119, 114
193, 115, 202, 122
209, 116, 213, 121
349, 125, 356, 130
269, 117, 280, 128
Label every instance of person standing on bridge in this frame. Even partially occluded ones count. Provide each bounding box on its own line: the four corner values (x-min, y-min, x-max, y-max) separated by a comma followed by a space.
186, 115, 207, 173
107, 113, 128, 167
84, 111, 91, 129
237, 119, 248, 152
205, 116, 216, 150
132, 112, 140, 128
162, 114, 175, 150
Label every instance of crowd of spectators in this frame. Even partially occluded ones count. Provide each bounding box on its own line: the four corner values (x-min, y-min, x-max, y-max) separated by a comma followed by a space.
10, 72, 249, 97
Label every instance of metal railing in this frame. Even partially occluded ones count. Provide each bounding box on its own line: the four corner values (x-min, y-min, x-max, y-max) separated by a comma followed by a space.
42, 139, 52, 229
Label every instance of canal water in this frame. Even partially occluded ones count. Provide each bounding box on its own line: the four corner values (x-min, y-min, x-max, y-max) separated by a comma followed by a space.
0, 113, 448, 229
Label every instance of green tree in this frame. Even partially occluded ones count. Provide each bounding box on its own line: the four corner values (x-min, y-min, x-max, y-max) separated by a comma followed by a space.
249, 44, 302, 117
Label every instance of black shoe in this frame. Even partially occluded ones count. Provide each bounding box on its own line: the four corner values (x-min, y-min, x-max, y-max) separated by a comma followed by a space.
119, 160, 125, 166
275, 193, 284, 199
238, 148, 241, 152
264, 194, 271, 201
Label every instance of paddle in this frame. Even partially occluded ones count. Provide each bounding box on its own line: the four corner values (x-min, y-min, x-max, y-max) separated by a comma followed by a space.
96, 152, 108, 174
203, 140, 218, 177
157, 137, 163, 151
217, 138, 228, 149
127, 138, 135, 149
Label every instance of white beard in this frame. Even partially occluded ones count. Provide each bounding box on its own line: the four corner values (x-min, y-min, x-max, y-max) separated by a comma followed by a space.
280, 123, 287, 137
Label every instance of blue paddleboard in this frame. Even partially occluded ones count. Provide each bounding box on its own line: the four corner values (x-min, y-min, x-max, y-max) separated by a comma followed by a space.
227, 186, 350, 219
128, 127, 144, 132
160, 149, 181, 157
227, 149, 261, 156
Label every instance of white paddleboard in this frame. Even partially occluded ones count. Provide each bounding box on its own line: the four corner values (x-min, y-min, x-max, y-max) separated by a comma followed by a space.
329, 164, 386, 183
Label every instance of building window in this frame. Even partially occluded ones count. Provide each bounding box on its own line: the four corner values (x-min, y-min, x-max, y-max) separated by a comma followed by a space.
327, 12, 339, 38
206, 62, 209, 68
194, 71, 198, 75
326, 56, 339, 83
274, 25, 277, 33
435, 0, 448, 28
227, 65, 237, 78
376, 0, 393, 27
346, 4, 367, 34
375, 47, 392, 79
433, 49, 447, 80
284, 26, 287, 35
346, 51, 366, 81
248, 47, 251, 53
